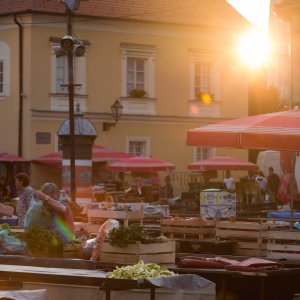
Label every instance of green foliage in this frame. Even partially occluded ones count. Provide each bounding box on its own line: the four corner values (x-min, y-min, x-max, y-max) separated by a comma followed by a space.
23, 225, 62, 257
108, 224, 159, 248
0, 223, 20, 239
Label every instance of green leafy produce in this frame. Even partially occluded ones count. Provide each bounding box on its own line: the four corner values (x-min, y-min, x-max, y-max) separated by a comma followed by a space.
107, 260, 176, 279
23, 225, 63, 257
108, 225, 159, 248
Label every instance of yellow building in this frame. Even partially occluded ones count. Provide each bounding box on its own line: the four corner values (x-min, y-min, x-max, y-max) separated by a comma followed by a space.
0, 0, 260, 190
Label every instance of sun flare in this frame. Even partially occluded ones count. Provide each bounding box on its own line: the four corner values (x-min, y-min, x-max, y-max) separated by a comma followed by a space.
237, 30, 271, 68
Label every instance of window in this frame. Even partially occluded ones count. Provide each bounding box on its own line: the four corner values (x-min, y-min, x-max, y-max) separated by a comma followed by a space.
127, 58, 145, 95
190, 53, 220, 102
121, 43, 157, 98
0, 42, 10, 98
55, 56, 67, 93
195, 147, 215, 161
194, 61, 213, 97
126, 137, 150, 156
51, 45, 86, 95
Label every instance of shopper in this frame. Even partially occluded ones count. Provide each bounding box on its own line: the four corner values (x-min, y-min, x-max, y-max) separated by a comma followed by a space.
266, 167, 280, 203
15, 173, 34, 226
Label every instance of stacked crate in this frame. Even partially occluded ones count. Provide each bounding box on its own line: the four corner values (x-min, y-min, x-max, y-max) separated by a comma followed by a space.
160, 217, 216, 239
267, 230, 300, 261
216, 220, 273, 257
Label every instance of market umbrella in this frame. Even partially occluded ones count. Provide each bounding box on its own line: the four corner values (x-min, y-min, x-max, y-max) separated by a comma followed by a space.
186, 108, 300, 224
0, 150, 28, 162
187, 156, 259, 171
32, 144, 132, 167
186, 109, 300, 151
108, 156, 175, 172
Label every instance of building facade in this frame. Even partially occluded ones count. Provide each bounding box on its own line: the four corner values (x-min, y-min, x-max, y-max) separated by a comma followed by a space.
0, 0, 261, 189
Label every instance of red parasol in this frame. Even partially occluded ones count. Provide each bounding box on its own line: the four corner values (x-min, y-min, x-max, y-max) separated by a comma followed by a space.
108, 156, 175, 172
188, 156, 259, 171
187, 109, 300, 151
32, 144, 132, 166
0, 150, 28, 162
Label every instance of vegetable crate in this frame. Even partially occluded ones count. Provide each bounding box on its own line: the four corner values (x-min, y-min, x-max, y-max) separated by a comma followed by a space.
101, 241, 176, 264
160, 217, 216, 240
267, 230, 300, 261
88, 208, 144, 227
216, 220, 275, 257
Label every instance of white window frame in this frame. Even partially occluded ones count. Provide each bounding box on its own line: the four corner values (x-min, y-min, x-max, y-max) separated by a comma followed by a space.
50, 45, 86, 95
194, 147, 216, 161
120, 43, 157, 99
126, 136, 150, 157
0, 42, 10, 98
189, 55, 220, 102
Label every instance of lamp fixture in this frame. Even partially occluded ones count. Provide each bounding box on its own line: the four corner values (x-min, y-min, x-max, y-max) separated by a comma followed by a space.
103, 99, 123, 131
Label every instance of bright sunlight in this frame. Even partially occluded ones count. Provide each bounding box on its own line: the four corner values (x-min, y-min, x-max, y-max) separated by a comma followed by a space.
237, 29, 271, 68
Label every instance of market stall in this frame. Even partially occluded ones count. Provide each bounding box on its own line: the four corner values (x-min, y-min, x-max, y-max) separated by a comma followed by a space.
187, 156, 259, 217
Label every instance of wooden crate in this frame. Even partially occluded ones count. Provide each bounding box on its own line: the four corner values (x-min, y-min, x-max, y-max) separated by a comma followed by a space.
267, 230, 300, 261
101, 241, 176, 264
160, 217, 215, 239
88, 208, 143, 227
216, 221, 276, 257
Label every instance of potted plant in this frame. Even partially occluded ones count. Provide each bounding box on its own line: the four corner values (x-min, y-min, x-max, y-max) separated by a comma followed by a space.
129, 89, 146, 98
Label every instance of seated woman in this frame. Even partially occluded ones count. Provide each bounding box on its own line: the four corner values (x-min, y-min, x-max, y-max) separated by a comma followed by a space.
25, 182, 74, 244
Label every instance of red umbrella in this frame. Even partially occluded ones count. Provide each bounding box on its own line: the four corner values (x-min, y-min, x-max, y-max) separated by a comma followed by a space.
0, 150, 28, 162
187, 109, 300, 151
108, 156, 175, 172
188, 156, 259, 171
32, 144, 132, 166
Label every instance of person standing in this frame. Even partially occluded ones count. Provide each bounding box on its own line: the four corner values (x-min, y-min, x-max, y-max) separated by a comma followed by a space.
15, 173, 34, 226
224, 170, 235, 190
255, 171, 267, 201
266, 167, 280, 203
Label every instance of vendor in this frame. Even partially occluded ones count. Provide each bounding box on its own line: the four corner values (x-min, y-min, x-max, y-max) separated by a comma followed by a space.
224, 170, 235, 190
27, 182, 74, 243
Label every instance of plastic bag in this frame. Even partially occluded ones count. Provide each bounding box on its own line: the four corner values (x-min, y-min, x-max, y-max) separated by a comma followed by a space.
0, 229, 25, 254
24, 197, 51, 229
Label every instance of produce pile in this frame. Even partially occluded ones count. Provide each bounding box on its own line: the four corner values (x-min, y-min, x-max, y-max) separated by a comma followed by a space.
107, 260, 176, 279
108, 224, 167, 247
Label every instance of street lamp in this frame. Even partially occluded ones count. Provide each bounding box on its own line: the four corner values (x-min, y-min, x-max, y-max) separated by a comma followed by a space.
56, 0, 86, 202
103, 99, 123, 131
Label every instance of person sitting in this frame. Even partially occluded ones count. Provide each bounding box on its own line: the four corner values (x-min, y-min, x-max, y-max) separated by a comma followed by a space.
25, 182, 74, 244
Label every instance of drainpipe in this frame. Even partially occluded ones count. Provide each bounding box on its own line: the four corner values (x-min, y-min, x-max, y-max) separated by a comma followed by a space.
13, 15, 23, 157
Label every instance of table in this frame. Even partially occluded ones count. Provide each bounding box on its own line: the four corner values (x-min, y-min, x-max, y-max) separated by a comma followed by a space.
170, 266, 300, 300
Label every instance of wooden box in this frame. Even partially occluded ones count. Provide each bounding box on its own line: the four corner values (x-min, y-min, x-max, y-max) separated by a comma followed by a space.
160, 217, 215, 239
216, 221, 276, 257
88, 208, 143, 227
267, 230, 300, 261
101, 241, 176, 264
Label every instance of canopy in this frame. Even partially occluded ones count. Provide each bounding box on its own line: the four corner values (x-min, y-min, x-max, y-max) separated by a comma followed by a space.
108, 156, 175, 172
32, 144, 132, 167
188, 156, 259, 171
186, 109, 300, 151
0, 150, 28, 162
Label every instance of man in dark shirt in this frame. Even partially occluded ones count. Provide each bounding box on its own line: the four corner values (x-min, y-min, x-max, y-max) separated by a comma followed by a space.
266, 167, 280, 203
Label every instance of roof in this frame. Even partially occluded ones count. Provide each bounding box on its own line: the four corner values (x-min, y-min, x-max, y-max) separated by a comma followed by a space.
0, 0, 250, 28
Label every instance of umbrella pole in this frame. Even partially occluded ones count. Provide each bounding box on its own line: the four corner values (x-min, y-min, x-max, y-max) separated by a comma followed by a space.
290, 151, 296, 230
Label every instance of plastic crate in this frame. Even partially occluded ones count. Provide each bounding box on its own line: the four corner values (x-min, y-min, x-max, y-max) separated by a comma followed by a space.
0, 218, 18, 226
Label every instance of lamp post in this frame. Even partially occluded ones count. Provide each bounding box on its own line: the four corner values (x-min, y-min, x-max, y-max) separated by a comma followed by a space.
103, 99, 123, 131
56, 1, 86, 202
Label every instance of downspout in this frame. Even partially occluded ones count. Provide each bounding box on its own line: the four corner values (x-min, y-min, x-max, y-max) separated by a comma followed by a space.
13, 15, 23, 157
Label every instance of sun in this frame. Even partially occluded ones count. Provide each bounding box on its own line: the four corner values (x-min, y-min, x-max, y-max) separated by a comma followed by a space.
237, 29, 271, 68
